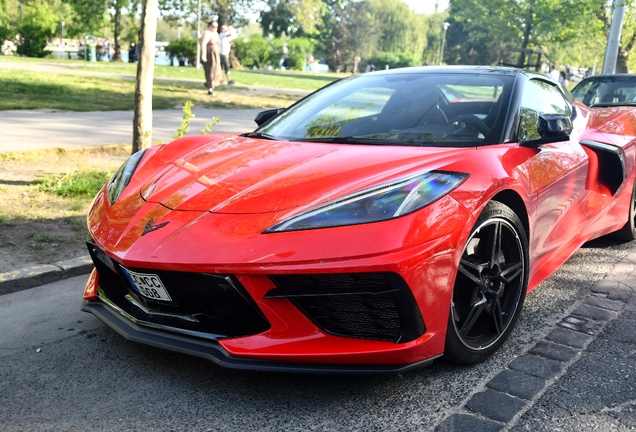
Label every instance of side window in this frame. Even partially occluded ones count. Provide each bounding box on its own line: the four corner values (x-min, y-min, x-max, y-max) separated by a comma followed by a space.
518, 79, 572, 141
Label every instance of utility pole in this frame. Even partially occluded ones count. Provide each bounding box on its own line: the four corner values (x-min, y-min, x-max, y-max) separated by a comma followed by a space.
602, 0, 625, 74
439, 22, 450, 66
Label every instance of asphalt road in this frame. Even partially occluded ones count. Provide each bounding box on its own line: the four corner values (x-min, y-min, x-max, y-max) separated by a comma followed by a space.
1, 238, 634, 431
0, 108, 261, 152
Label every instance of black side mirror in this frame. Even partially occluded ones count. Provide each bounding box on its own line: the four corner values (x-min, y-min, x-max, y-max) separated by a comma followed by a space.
521, 114, 573, 147
254, 108, 285, 127
538, 114, 572, 138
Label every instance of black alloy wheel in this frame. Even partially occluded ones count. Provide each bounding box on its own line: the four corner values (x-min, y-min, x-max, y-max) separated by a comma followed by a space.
614, 177, 636, 241
444, 201, 529, 364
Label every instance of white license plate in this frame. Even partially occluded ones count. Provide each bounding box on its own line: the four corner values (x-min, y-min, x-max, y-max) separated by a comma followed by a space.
121, 268, 173, 302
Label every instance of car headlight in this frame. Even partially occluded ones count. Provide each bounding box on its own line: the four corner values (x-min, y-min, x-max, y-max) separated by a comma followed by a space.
265, 171, 468, 233
107, 149, 147, 205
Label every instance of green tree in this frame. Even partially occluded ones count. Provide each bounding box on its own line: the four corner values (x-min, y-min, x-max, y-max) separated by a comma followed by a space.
286, 36, 315, 69
368, 0, 428, 62
260, 0, 324, 37
448, 0, 595, 67
0, 0, 11, 41
17, 2, 57, 57
160, 0, 256, 28
58, 0, 105, 38
233, 34, 285, 68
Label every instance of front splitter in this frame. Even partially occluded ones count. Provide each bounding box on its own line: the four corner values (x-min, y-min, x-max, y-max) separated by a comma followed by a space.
82, 299, 440, 374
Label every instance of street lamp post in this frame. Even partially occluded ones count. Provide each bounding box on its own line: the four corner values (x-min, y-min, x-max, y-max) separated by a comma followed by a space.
439, 22, 450, 66
602, 0, 626, 74
61, 21, 65, 47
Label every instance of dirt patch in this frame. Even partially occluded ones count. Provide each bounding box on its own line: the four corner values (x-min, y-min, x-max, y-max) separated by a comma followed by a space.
0, 145, 131, 273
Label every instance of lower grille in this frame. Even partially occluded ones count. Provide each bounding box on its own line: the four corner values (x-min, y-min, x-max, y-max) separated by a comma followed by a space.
266, 273, 425, 343
87, 242, 270, 339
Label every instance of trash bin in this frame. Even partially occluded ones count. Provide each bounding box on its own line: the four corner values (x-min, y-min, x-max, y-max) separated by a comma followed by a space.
84, 35, 97, 63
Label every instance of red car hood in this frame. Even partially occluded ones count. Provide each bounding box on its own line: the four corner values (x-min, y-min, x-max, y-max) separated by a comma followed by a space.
140, 135, 468, 214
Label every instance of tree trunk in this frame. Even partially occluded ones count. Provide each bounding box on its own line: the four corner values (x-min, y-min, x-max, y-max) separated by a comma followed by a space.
517, 13, 533, 68
113, 3, 122, 62
132, 0, 158, 153
616, 48, 629, 73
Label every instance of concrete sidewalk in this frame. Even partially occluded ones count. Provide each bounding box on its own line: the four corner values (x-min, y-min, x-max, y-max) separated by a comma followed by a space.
0, 108, 261, 152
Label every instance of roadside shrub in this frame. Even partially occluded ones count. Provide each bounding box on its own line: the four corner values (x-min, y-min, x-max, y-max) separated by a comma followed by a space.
286, 37, 316, 70
165, 38, 197, 66
369, 51, 419, 70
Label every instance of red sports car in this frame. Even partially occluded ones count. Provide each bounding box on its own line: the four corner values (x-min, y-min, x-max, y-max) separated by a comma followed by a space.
82, 66, 636, 373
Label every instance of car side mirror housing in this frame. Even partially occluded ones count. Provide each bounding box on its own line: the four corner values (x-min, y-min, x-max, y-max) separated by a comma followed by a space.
538, 114, 573, 137
254, 108, 285, 127
521, 114, 572, 147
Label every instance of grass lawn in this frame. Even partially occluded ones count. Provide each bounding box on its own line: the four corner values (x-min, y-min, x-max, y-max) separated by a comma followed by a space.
0, 146, 131, 270
0, 55, 344, 91
0, 69, 302, 111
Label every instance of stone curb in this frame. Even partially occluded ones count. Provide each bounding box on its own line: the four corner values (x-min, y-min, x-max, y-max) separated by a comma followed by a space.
0, 255, 93, 296
434, 286, 633, 432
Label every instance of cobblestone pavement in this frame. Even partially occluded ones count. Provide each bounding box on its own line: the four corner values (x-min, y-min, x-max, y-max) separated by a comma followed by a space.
436, 253, 636, 431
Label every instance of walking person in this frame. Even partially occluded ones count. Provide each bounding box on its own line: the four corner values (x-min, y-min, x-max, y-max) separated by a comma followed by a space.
558, 70, 569, 89
219, 24, 237, 85
199, 21, 222, 96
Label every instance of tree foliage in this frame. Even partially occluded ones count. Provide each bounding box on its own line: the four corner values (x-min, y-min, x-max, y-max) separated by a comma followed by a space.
260, 0, 323, 36
17, 2, 57, 57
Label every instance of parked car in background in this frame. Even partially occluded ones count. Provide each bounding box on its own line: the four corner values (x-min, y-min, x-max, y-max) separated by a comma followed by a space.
571, 74, 636, 107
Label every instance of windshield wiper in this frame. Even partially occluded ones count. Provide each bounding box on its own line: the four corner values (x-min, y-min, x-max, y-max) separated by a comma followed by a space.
241, 131, 280, 140
294, 136, 388, 145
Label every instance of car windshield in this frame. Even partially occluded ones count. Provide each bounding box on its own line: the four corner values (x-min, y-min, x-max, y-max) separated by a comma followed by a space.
257, 72, 514, 146
571, 76, 636, 107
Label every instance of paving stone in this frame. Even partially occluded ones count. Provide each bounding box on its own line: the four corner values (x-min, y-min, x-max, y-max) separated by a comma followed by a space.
558, 318, 603, 335
529, 340, 579, 363
545, 327, 593, 349
585, 295, 625, 311
607, 287, 633, 302
435, 413, 504, 432
486, 370, 545, 400
591, 279, 622, 295
466, 389, 527, 423
571, 304, 617, 322
563, 316, 587, 325
508, 354, 565, 380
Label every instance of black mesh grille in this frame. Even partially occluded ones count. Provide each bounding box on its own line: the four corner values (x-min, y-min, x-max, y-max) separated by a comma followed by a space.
87, 242, 270, 339
267, 273, 425, 343
293, 293, 402, 341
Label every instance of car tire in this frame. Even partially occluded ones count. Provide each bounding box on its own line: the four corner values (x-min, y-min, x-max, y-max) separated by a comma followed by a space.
613, 178, 636, 241
444, 201, 529, 364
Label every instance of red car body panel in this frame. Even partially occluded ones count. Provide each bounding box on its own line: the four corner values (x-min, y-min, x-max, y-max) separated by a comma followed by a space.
83, 71, 636, 369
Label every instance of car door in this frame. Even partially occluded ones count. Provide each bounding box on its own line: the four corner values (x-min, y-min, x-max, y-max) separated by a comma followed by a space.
518, 79, 590, 262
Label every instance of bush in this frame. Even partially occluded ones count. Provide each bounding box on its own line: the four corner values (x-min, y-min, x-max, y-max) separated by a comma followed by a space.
0, 13, 11, 43
233, 35, 285, 69
16, 3, 57, 58
165, 38, 197, 66
286, 37, 316, 70
369, 52, 419, 70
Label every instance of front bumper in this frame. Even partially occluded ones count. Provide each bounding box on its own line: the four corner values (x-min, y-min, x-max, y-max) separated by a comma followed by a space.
82, 298, 439, 374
